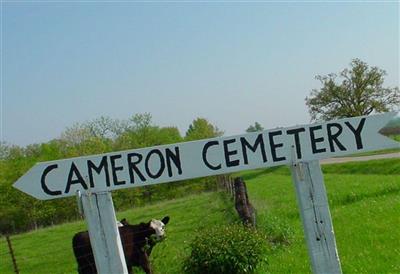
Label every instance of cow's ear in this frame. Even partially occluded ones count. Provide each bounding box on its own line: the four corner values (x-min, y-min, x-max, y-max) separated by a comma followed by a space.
162, 216, 170, 225
120, 218, 129, 225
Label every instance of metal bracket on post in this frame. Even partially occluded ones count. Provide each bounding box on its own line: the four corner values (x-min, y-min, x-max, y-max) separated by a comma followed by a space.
290, 146, 342, 274
79, 191, 128, 274
76, 190, 84, 217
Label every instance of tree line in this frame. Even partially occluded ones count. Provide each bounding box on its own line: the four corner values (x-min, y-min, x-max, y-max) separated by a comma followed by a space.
0, 114, 223, 234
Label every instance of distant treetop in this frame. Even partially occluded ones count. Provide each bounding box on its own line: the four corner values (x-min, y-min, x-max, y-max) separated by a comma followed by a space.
246, 122, 264, 133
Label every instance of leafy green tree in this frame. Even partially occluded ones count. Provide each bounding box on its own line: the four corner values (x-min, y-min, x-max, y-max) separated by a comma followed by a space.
60, 123, 93, 146
129, 112, 152, 131
87, 116, 127, 139
130, 113, 160, 147
0, 142, 11, 159
114, 113, 159, 149
185, 118, 223, 141
305, 59, 400, 121
246, 122, 264, 133
157, 127, 183, 145
60, 122, 112, 156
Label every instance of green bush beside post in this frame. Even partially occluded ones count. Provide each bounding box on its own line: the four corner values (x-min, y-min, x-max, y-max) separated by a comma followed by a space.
183, 224, 269, 274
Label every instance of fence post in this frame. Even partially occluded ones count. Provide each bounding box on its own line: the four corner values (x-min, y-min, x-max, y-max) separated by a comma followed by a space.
6, 235, 19, 274
290, 159, 342, 274
218, 175, 223, 190
80, 191, 128, 274
233, 177, 256, 226
230, 177, 235, 198
226, 176, 231, 195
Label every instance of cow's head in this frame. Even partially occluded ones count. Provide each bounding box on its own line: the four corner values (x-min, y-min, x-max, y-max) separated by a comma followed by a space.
120, 218, 129, 226
150, 216, 169, 240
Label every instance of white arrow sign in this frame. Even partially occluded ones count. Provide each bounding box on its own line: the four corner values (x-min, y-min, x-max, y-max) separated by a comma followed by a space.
14, 112, 399, 200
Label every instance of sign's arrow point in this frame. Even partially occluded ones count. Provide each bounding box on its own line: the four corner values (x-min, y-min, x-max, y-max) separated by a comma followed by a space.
13, 164, 49, 200
373, 111, 400, 149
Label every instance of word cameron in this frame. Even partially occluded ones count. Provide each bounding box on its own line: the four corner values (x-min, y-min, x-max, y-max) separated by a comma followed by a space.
41, 147, 183, 196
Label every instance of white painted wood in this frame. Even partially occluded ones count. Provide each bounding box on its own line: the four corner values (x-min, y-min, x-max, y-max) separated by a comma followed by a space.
76, 190, 83, 217
80, 191, 128, 274
14, 112, 399, 200
290, 160, 342, 274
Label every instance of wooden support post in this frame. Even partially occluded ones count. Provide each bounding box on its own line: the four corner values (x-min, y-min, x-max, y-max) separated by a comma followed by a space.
79, 191, 128, 274
290, 160, 342, 274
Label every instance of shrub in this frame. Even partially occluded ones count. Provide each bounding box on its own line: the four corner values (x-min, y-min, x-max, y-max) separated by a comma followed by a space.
183, 224, 269, 274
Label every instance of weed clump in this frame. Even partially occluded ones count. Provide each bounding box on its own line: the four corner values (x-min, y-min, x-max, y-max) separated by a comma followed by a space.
183, 224, 269, 274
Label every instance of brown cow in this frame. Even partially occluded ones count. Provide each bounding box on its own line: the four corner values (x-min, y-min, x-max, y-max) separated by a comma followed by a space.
72, 216, 169, 274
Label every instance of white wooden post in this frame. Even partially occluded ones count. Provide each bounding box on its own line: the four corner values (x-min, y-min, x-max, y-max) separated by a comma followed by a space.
290, 159, 342, 274
79, 191, 128, 274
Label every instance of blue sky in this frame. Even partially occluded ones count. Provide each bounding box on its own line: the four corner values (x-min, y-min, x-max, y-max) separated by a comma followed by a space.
2, 2, 399, 146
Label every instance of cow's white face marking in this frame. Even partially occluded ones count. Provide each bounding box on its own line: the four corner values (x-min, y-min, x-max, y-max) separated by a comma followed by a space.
150, 219, 166, 239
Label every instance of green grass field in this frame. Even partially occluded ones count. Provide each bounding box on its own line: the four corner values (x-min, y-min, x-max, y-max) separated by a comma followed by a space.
1, 159, 399, 273
245, 171, 400, 273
